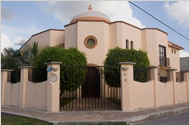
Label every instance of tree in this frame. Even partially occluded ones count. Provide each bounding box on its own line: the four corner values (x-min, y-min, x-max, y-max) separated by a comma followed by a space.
104, 47, 150, 87
1, 48, 24, 69
34, 47, 87, 97
22, 42, 39, 66
1, 48, 24, 83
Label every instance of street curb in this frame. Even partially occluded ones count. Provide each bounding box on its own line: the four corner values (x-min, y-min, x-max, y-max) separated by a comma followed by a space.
124, 106, 188, 124
2, 106, 189, 125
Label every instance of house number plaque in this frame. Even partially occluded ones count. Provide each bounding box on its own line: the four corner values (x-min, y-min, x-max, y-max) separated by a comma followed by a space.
50, 73, 58, 82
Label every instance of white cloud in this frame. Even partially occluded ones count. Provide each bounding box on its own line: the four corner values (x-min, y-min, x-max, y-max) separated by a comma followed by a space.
179, 50, 189, 57
45, 1, 145, 28
1, 33, 12, 51
1, 24, 41, 51
1, 33, 27, 52
164, 1, 189, 28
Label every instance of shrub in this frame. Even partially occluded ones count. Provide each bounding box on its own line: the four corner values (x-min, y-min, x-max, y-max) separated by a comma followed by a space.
34, 47, 87, 94
104, 47, 150, 87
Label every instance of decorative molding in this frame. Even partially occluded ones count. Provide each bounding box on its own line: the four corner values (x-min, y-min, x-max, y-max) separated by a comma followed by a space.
120, 62, 136, 65
84, 35, 98, 49
45, 62, 62, 65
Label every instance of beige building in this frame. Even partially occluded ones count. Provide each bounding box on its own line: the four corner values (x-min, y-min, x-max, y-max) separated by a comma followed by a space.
2, 5, 188, 112
20, 5, 184, 79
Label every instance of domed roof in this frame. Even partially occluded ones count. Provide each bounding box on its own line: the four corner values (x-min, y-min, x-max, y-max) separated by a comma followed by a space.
70, 5, 111, 24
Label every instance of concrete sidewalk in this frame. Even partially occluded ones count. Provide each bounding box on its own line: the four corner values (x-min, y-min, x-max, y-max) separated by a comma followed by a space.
1, 103, 189, 125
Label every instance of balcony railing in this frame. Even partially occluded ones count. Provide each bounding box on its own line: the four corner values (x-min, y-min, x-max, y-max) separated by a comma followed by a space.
166, 58, 170, 67
159, 57, 170, 67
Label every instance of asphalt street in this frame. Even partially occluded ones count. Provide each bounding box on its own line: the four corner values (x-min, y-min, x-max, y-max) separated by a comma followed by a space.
136, 110, 189, 125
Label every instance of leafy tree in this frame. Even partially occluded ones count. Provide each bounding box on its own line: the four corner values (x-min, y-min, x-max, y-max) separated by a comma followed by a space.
104, 47, 150, 87
22, 42, 39, 65
34, 47, 87, 97
1, 48, 24, 83
1, 48, 24, 69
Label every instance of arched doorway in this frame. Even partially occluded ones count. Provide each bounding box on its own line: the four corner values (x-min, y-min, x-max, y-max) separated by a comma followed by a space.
82, 66, 100, 98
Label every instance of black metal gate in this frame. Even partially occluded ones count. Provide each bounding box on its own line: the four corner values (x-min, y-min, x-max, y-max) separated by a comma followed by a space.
60, 66, 121, 111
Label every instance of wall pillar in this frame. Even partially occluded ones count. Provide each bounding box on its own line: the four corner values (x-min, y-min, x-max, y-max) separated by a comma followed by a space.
46, 62, 62, 112
184, 72, 189, 102
1, 69, 12, 105
19, 66, 32, 108
169, 69, 177, 105
149, 66, 159, 107
120, 62, 136, 112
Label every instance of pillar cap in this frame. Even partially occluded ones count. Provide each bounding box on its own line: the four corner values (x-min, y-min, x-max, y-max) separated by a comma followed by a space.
120, 62, 136, 65
148, 65, 159, 68
166, 68, 177, 71
45, 62, 62, 65
1, 69, 14, 72
19, 66, 33, 68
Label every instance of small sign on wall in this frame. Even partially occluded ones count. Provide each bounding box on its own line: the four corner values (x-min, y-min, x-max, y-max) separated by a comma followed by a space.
50, 73, 58, 82
47, 66, 58, 72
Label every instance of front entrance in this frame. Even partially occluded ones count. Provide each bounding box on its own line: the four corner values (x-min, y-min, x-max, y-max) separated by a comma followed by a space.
82, 67, 100, 98
60, 65, 121, 111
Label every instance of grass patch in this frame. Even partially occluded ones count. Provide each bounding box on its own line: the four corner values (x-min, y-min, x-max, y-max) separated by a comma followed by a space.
1, 112, 52, 125
106, 97, 121, 106
60, 98, 75, 106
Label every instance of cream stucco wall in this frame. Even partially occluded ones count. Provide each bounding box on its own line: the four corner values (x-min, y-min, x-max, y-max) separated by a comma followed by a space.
141, 29, 168, 67
175, 81, 188, 104
77, 21, 110, 65
25, 81, 47, 110
65, 24, 78, 48
18, 18, 183, 73
113, 22, 142, 50
50, 30, 65, 47
141, 29, 158, 66
20, 31, 51, 52
129, 81, 155, 110
4, 82, 20, 107
121, 63, 188, 112
156, 81, 174, 106
20, 30, 65, 53
167, 47, 180, 70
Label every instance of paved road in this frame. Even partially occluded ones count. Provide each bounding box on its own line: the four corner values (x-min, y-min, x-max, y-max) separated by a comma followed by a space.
136, 110, 189, 125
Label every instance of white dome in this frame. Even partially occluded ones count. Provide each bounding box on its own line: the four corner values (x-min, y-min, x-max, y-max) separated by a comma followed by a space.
72, 10, 110, 21
70, 5, 110, 24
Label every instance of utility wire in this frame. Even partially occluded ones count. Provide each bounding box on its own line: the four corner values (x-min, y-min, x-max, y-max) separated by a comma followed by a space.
129, 1, 189, 40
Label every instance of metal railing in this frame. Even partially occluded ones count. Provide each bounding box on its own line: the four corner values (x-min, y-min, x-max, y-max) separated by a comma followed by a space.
60, 66, 121, 111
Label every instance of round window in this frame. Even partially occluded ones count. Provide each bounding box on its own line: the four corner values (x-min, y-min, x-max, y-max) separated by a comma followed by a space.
84, 36, 97, 49
87, 39, 95, 46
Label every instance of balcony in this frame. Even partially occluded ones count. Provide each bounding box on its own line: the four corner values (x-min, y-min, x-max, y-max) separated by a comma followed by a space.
159, 57, 170, 68
166, 58, 170, 67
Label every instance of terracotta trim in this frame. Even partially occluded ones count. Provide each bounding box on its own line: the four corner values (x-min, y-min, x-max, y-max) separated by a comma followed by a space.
32, 29, 65, 36
159, 66, 171, 69
64, 20, 168, 36
65, 20, 110, 27
168, 41, 184, 50
70, 16, 111, 24
87, 63, 100, 70
84, 35, 98, 49
111, 21, 142, 30
142, 28, 168, 36
87, 63, 98, 66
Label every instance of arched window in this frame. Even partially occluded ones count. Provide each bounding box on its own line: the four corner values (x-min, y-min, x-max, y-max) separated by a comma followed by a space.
131, 41, 134, 49
126, 39, 129, 49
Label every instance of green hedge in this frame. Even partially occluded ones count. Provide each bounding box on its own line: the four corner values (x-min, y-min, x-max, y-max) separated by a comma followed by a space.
104, 47, 150, 87
34, 47, 87, 93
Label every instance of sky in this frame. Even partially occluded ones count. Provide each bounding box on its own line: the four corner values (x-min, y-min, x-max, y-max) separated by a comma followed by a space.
1, 1, 189, 57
